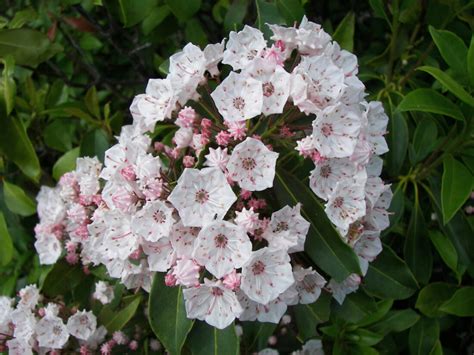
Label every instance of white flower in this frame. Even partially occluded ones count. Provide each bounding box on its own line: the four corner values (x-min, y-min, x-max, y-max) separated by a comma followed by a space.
18, 285, 41, 310
364, 101, 389, 155
325, 175, 366, 232
234, 207, 259, 233
325, 41, 358, 77
293, 265, 326, 304
353, 230, 382, 275
204, 147, 229, 171
86, 325, 107, 350
131, 200, 174, 242
183, 279, 242, 329
36, 186, 65, 225
365, 186, 392, 231
268, 23, 298, 57
263, 204, 310, 253
312, 103, 362, 158
6, 339, 33, 355
36, 315, 69, 349
171, 257, 200, 287
367, 156, 383, 177
67, 310, 97, 341
103, 210, 138, 260
192, 220, 252, 278
34, 233, 62, 265
296, 16, 331, 55
227, 137, 279, 191
168, 167, 237, 227
211, 71, 263, 122
93, 281, 114, 305
244, 57, 291, 115
169, 221, 199, 259
240, 247, 294, 304
173, 127, 194, 148
293, 339, 325, 355
142, 238, 175, 272
327, 273, 361, 305
10, 308, 36, 342
121, 260, 153, 292
222, 25, 266, 70
292, 55, 345, 114
0, 296, 12, 333
309, 157, 358, 201
204, 40, 225, 76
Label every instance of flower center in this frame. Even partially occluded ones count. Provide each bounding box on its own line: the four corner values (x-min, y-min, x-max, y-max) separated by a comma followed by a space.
211, 287, 224, 296
153, 210, 166, 224
275, 221, 289, 233
241, 157, 257, 171
214, 233, 228, 248
195, 189, 209, 204
53, 325, 63, 335
320, 165, 331, 178
333, 196, 344, 208
262, 82, 275, 97
251, 260, 266, 275
321, 123, 333, 137
233, 97, 246, 110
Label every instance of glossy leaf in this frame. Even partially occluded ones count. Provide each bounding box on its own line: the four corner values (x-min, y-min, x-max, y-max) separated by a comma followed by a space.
80, 129, 109, 162
166, 0, 201, 22
149, 273, 194, 355
274, 170, 361, 282
276, 0, 304, 26
99, 294, 142, 332
255, 0, 285, 39
428, 230, 459, 277
363, 244, 418, 300
52, 147, 80, 181
241, 322, 276, 353
369, 309, 420, 336
0, 55, 16, 115
141, 5, 171, 35
3, 180, 36, 216
224, 0, 248, 32
439, 287, 474, 316
333, 290, 377, 324
441, 155, 473, 224
42, 260, 87, 297
0, 212, 13, 266
408, 317, 439, 355
294, 292, 331, 340
429, 26, 467, 76
411, 118, 438, 163
332, 12, 355, 52
415, 282, 457, 317
397, 88, 464, 121
186, 321, 239, 355
85, 86, 101, 119
118, 0, 159, 27
418, 66, 474, 107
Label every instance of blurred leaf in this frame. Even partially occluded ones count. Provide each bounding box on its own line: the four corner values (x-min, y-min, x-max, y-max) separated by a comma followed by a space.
185, 19, 208, 47
0, 113, 40, 182
418, 66, 474, 107
224, 0, 248, 32
186, 321, 239, 355
363, 244, 418, 300
468, 36, 474, 87
441, 155, 473, 224
347, 328, 383, 346
357, 299, 393, 327
428, 230, 459, 278
0, 29, 61, 67
274, 170, 361, 282
166, 0, 201, 23
386, 111, 408, 176
118, 0, 159, 27
99, 294, 142, 332
369, 309, 420, 336
255, 0, 286, 39
79, 33, 103, 51
415, 282, 457, 317
44, 119, 76, 152
411, 118, 438, 163
397, 88, 464, 121
0, 55, 16, 115
429, 26, 467, 76
398, 0, 421, 24
294, 292, 331, 340
369, 0, 390, 26
241, 322, 276, 353
439, 287, 474, 316
276, 0, 304, 25
52, 147, 80, 180
149, 273, 194, 355
333, 12, 355, 52
85, 86, 101, 119
8, 7, 38, 29
142, 5, 171, 35
80, 129, 109, 162
3, 181, 36, 216
0, 211, 13, 266
42, 260, 87, 297
408, 317, 439, 355
333, 290, 377, 323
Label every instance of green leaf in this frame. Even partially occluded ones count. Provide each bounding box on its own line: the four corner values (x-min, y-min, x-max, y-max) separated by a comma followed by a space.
363, 244, 418, 300
418, 66, 474, 107
415, 282, 457, 317
397, 88, 464, 121
0, 55, 16, 115
276, 0, 304, 26
185, 19, 208, 48
118, 0, 159, 27
332, 12, 355, 52
255, 0, 286, 39
441, 155, 473, 224
439, 287, 474, 316
44, 119, 77, 152
80, 129, 109, 162
186, 321, 239, 355
333, 290, 377, 324
294, 292, 331, 340
42, 260, 87, 297
369, 0, 390, 27
85, 86, 101, 119
8, 7, 37, 29
428, 230, 459, 277
404, 200, 432, 284
468, 36, 474, 87
3, 181, 36, 216
241, 322, 276, 353
52, 147, 80, 181
0, 29, 60, 67
166, 0, 201, 22
411, 118, 438, 163
149, 273, 194, 355
0, 211, 13, 266
347, 329, 383, 347
357, 299, 393, 327
142, 5, 171, 35
99, 294, 142, 332
386, 111, 408, 176
368, 309, 419, 336
224, 0, 248, 32
408, 317, 439, 355
274, 170, 361, 282
0, 113, 40, 182
429, 26, 468, 76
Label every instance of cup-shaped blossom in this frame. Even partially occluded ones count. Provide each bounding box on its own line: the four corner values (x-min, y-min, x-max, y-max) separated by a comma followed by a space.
167, 168, 237, 227
222, 25, 267, 70
66, 310, 97, 340
293, 265, 326, 304
35, 315, 69, 349
131, 200, 175, 242
192, 220, 252, 278
211, 72, 263, 122
169, 221, 199, 258
227, 137, 279, 191
240, 247, 294, 304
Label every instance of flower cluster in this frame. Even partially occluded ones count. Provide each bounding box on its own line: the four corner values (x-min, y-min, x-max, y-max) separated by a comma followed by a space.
34, 17, 391, 329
